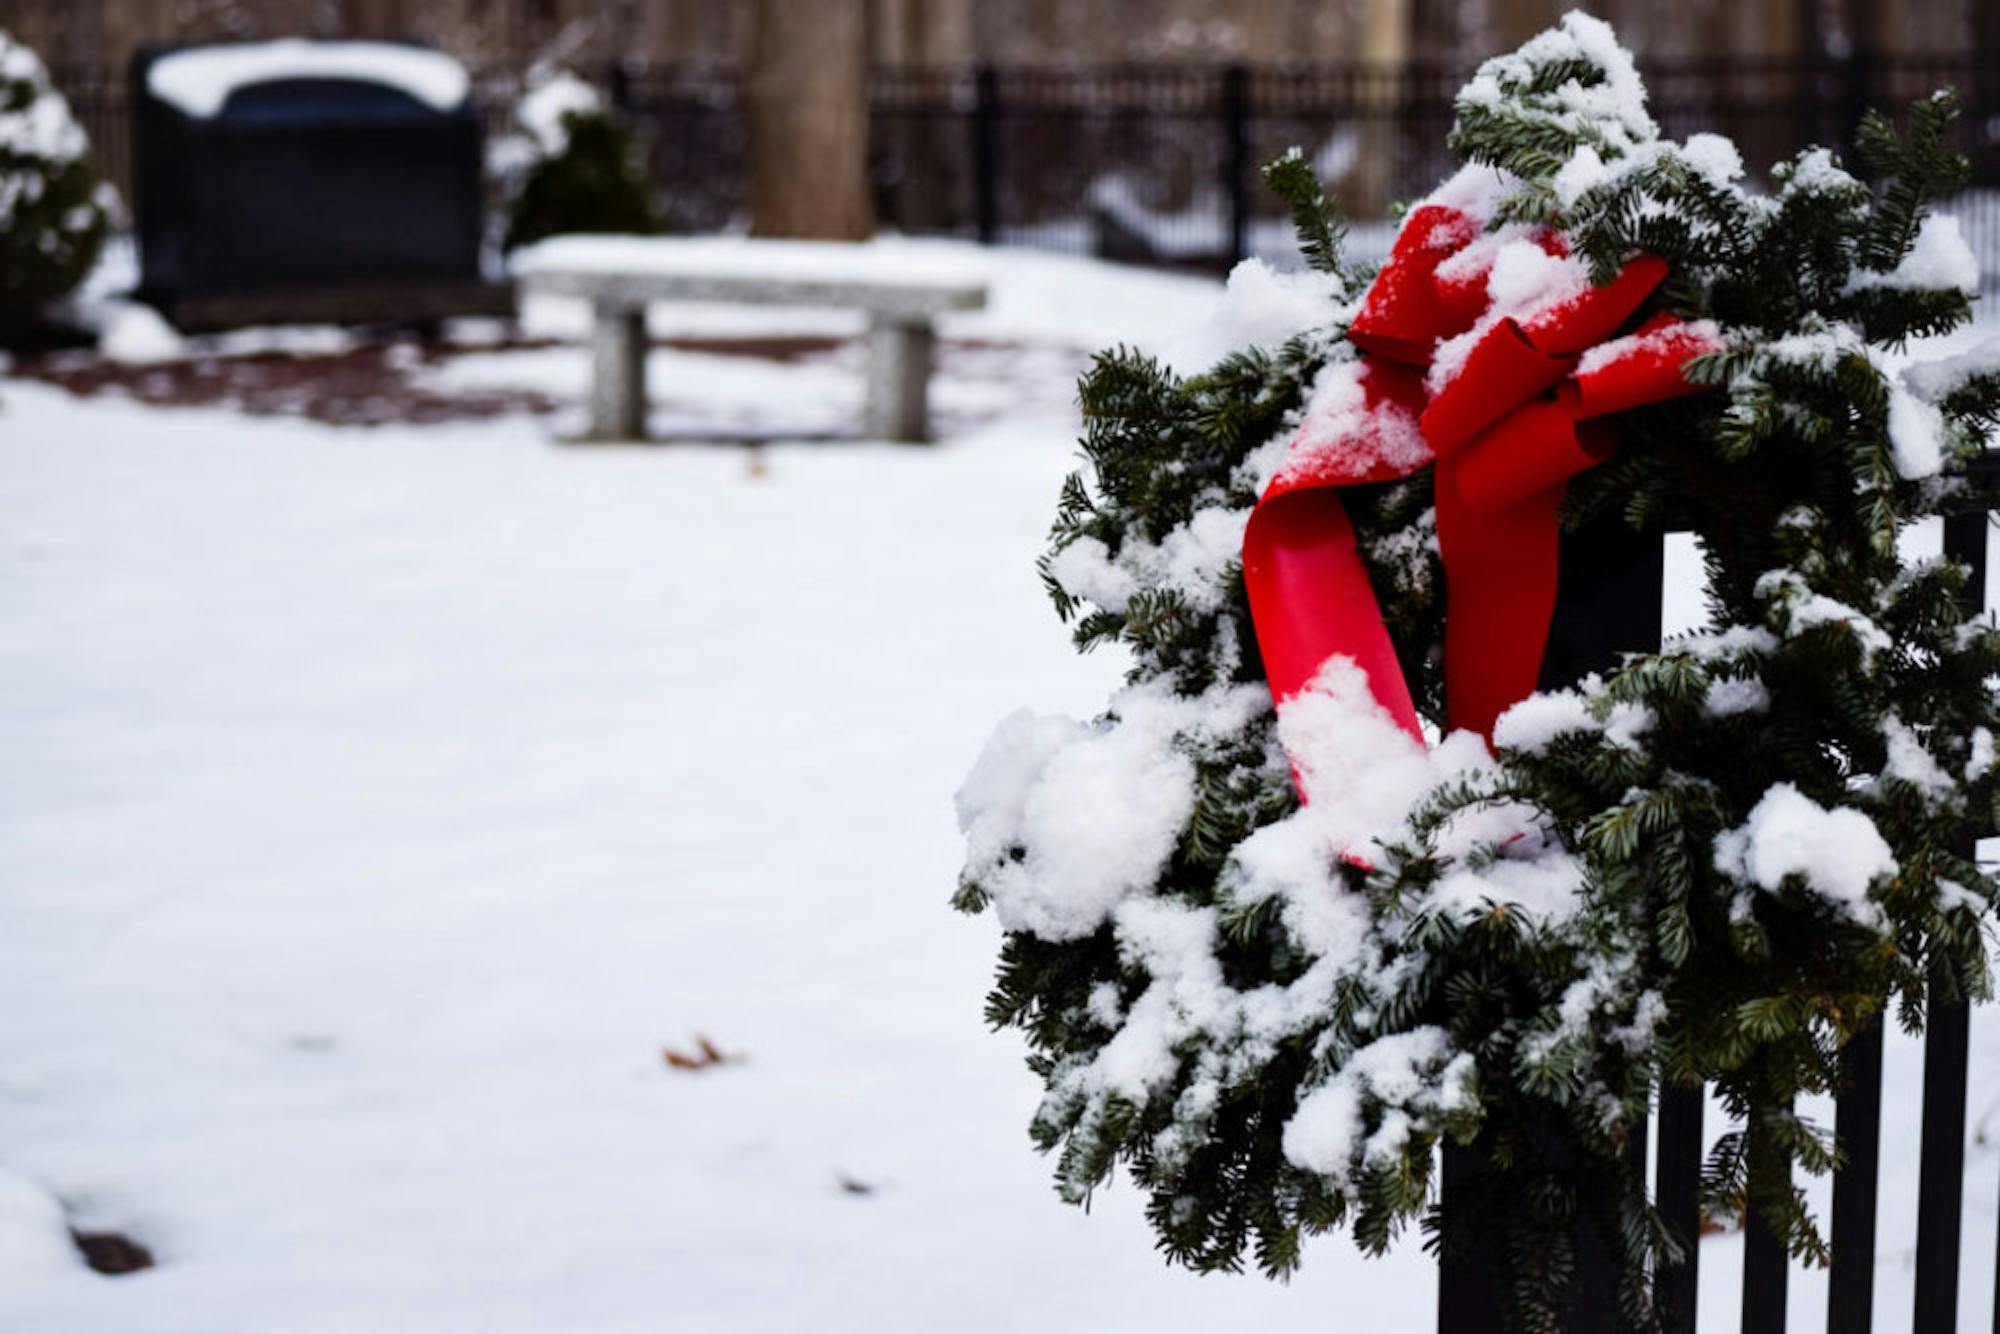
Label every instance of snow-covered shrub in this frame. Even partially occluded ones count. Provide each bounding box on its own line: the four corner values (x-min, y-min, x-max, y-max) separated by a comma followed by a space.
493, 67, 660, 253
955, 13, 2000, 1330
0, 29, 111, 342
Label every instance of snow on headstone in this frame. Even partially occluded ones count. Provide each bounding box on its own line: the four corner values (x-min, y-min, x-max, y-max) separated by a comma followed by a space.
147, 40, 471, 119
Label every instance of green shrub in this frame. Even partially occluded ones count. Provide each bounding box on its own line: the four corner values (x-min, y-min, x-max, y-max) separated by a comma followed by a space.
0, 29, 111, 344
495, 68, 661, 253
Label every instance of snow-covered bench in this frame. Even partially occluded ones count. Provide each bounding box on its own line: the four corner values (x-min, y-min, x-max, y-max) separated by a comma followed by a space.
512, 237, 989, 443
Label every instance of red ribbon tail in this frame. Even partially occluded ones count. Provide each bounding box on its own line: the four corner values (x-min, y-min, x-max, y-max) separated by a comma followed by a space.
1435, 451, 1566, 742
1243, 488, 1424, 745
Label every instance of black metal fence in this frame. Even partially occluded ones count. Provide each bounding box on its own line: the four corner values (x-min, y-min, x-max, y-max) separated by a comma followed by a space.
613, 55, 2000, 281
1434, 494, 1998, 1334
47, 54, 2000, 287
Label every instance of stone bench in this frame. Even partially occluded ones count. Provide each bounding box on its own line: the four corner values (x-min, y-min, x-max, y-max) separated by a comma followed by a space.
512, 237, 990, 443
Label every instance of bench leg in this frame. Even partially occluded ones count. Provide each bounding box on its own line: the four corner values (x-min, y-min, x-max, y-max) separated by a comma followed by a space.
865, 317, 937, 443
588, 305, 648, 441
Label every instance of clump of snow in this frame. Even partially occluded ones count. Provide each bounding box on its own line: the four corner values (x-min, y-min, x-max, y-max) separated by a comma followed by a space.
1486, 237, 1584, 313
956, 681, 1269, 942
1545, 131, 1744, 224
147, 40, 471, 118
490, 67, 605, 186
1551, 143, 1609, 210
1968, 727, 1996, 781
1575, 318, 1722, 379
1763, 320, 1866, 372
1712, 783, 1896, 929
1162, 258, 1344, 377
1703, 675, 1771, 717
1274, 353, 1431, 489
1754, 568, 1892, 661
1091, 899, 1231, 1099
1493, 686, 1596, 754
1885, 380, 1948, 479
1424, 806, 1585, 923
1679, 132, 1746, 187
1085, 982, 1125, 1029
1265, 658, 1486, 860
1364, 506, 1440, 599
1881, 716, 1954, 800
1454, 12, 1656, 157
1231, 658, 1584, 929
1426, 228, 1590, 392
1045, 506, 1251, 618
1904, 335, 2000, 406
0, 34, 86, 168
1422, 161, 1522, 228
1044, 536, 1140, 613
1847, 214, 1980, 295
96, 301, 186, 364
1282, 1029, 1472, 1182
1601, 700, 1654, 752
1781, 146, 1861, 197
517, 69, 601, 157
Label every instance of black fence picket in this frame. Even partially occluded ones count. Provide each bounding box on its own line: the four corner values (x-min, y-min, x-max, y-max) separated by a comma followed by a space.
1829, 1023, 1884, 1334
1656, 1083, 1704, 1334
1436, 496, 1995, 1333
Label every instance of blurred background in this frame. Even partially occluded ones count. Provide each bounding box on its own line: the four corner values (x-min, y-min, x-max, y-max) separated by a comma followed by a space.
3, 3, 1999, 1332
9, 0, 2000, 276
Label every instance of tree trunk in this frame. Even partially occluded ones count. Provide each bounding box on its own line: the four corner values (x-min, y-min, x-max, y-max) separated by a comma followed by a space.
746, 0, 875, 241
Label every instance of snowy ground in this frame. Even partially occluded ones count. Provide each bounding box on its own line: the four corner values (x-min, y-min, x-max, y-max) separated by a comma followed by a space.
2, 243, 1998, 1331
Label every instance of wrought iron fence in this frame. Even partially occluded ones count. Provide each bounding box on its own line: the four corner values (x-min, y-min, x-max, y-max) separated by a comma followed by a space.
48, 54, 2000, 289
632, 55, 2000, 285
1432, 480, 2000, 1334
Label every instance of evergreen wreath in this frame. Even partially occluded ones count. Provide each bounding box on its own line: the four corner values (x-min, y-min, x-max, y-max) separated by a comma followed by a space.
953, 14, 2000, 1331
0, 28, 112, 345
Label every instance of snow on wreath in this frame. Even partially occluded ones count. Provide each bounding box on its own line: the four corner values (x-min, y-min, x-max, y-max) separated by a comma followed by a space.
952, 12, 2000, 1332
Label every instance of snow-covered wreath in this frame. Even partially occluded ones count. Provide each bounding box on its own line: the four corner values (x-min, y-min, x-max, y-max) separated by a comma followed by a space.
954, 15, 2000, 1326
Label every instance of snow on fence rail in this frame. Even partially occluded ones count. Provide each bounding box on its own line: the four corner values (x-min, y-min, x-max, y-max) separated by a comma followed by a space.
43, 55, 2000, 291
1436, 464, 2000, 1334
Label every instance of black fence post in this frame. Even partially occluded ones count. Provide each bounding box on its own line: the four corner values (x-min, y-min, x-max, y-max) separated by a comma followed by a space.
1436, 1144, 1506, 1334
1220, 63, 1250, 266
1437, 519, 1666, 1334
1829, 1022, 1884, 1334
1654, 1081, 1703, 1334
1909, 910, 1968, 1334
1742, 1109, 1793, 1331
606, 59, 632, 115
1911, 508, 1986, 1334
1841, 44, 1879, 171
971, 63, 1001, 246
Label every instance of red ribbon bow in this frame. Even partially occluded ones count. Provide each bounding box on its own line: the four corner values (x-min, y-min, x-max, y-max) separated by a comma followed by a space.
1242, 204, 1721, 759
